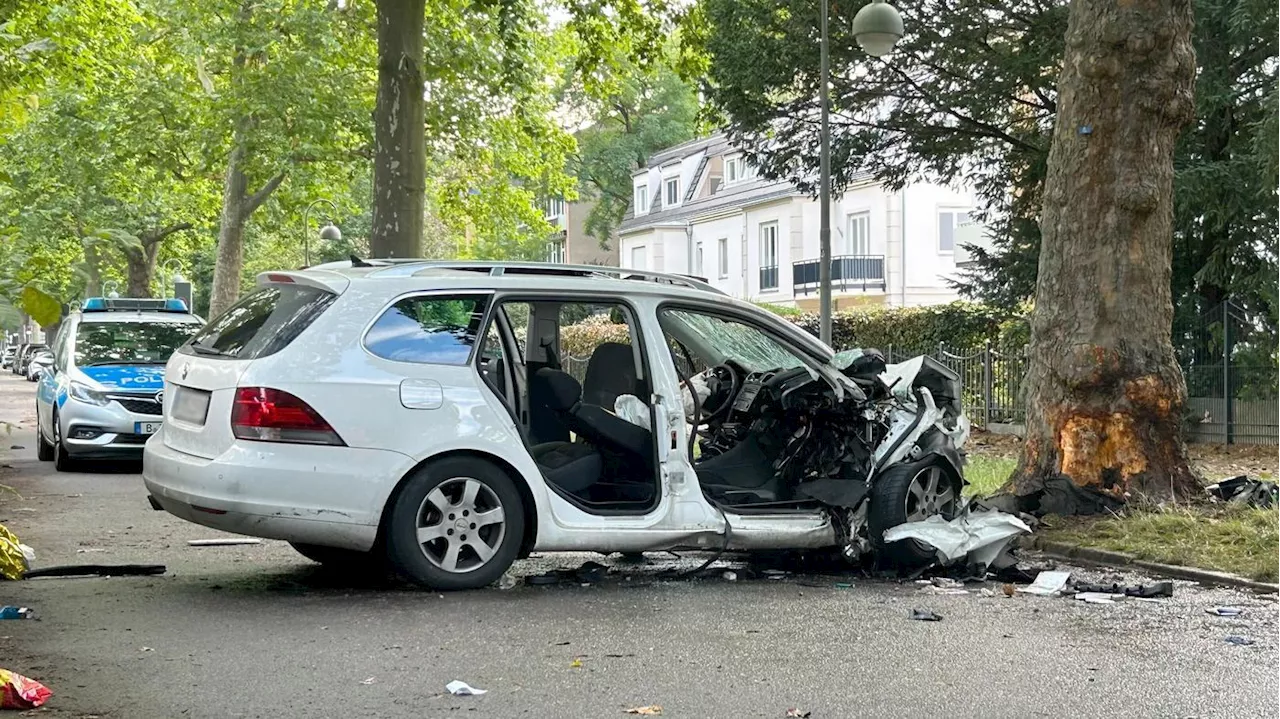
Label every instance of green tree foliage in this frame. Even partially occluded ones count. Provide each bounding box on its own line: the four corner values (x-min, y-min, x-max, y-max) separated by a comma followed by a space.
559, 38, 701, 245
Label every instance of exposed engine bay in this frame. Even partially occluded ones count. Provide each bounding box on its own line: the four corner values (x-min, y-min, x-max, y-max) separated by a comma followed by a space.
686, 349, 972, 561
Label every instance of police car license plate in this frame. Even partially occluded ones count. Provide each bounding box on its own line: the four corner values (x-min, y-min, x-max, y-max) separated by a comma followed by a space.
135, 421, 162, 435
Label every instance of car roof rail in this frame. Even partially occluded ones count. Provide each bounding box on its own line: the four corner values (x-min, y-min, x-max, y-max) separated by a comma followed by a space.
363, 260, 726, 295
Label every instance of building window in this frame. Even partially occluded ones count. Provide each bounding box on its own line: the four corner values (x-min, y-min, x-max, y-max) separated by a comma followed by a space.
546, 238, 565, 264
634, 185, 649, 215
846, 212, 871, 256
725, 155, 755, 185
630, 245, 647, 270
759, 222, 779, 291
545, 197, 565, 218
665, 177, 680, 207
938, 210, 971, 253
718, 238, 729, 278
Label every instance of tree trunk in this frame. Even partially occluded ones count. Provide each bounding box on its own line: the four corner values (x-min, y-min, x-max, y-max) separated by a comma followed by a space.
1008, 0, 1200, 514
370, 0, 426, 259
82, 243, 103, 297
210, 132, 250, 318
125, 224, 193, 298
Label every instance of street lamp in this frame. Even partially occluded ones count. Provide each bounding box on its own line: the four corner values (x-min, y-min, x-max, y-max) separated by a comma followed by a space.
817, 0, 904, 345
302, 199, 343, 267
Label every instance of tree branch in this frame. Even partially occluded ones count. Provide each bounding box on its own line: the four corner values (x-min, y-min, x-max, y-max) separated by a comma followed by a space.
242, 172, 287, 218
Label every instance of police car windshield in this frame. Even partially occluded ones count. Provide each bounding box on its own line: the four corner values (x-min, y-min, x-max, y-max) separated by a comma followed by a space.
75, 321, 198, 367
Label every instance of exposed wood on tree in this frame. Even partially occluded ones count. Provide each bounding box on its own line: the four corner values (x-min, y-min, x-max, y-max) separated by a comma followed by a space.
370, 0, 426, 260
1008, 0, 1201, 513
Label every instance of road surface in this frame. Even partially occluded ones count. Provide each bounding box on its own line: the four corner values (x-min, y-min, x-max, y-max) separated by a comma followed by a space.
0, 374, 1275, 718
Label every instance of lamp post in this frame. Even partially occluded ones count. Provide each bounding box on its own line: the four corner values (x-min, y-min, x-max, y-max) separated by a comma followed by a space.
817, 0, 904, 345
301, 199, 343, 267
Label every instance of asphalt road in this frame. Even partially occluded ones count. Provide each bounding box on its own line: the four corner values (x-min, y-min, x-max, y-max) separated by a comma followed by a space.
0, 374, 1276, 718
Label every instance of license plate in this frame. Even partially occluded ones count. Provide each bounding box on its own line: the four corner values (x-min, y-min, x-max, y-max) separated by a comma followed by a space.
135, 421, 162, 435
172, 387, 211, 425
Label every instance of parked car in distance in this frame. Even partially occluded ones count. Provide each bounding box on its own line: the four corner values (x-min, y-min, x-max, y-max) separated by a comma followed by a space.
36, 297, 203, 471
144, 260, 971, 590
1, 346, 15, 370
14, 344, 46, 376
25, 348, 53, 382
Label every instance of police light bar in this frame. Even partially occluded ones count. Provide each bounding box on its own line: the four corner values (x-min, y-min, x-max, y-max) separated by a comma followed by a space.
81, 297, 190, 313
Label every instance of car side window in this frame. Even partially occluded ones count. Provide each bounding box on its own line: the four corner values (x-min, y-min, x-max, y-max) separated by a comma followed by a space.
364, 294, 490, 366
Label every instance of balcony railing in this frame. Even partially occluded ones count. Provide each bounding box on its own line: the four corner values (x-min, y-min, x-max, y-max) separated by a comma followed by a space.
759, 265, 779, 291
792, 255, 886, 295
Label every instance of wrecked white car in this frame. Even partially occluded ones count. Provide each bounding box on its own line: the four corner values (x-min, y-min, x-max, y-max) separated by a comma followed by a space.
144, 260, 978, 590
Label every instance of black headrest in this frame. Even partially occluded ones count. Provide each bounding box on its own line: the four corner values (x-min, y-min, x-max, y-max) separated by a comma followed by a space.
534, 368, 582, 411
582, 342, 637, 408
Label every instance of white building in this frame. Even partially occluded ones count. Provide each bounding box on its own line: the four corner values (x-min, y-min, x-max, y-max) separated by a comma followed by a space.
618, 134, 984, 310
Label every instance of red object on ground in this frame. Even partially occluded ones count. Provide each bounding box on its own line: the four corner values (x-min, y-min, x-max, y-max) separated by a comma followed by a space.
0, 668, 52, 709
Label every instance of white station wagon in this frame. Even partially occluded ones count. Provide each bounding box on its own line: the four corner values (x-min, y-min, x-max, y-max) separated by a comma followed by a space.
143, 260, 970, 589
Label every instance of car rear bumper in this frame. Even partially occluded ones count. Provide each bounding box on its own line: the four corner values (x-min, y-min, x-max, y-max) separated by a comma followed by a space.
142, 437, 413, 552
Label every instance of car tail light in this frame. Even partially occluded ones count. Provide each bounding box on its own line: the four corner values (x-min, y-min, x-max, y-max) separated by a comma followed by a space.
231, 387, 345, 446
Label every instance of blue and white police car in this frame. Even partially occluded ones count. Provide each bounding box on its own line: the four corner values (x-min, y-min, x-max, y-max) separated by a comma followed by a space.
36, 297, 204, 470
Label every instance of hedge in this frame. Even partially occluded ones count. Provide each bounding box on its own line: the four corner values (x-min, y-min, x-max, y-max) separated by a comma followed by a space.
560, 302, 1027, 359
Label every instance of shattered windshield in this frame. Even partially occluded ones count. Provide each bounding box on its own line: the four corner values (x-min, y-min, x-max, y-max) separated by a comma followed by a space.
661, 309, 805, 373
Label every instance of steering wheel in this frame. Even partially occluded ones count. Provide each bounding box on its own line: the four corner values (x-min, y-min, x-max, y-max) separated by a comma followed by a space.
694, 363, 740, 424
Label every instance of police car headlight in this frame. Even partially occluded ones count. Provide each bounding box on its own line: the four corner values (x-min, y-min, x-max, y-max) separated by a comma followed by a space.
69, 382, 110, 407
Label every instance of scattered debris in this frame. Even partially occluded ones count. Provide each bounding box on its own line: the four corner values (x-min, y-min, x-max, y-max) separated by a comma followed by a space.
1073, 581, 1173, 598
0, 668, 51, 709
140, 647, 154, 652
23, 564, 165, 579
931, 577, 964, 589
623, 706, 662, 715
979, 588, 996, 598
883, 508, 1030, 569
834, 582, 853, 589
445, 680, 487, 696
1207, 607, 1245, 617
1206, 476, 1277, 508
496, 574, 517, 590
1001, 584, 1015, 597
570, 658, 583, 669
0, 525, 30, 581
360, 677, 376, 685
763, 569, 787, 580
722, 570, 738, 582
910, 608, 943, 622
1075, 592, 1125, 604
1017, 571, 1072, 596
0, 607, 32, 620
527, 561, 610, 586
76, 548, 107, 554
7, 446, 22, 451
187, 538, 262, 547
785, 710, 812, 718
1224, 636, 1255, 646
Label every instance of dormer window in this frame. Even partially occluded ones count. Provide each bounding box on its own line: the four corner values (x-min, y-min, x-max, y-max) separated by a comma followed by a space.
634, 184, 649, 214
725, 155, 754, 186
665, 177, 680, 207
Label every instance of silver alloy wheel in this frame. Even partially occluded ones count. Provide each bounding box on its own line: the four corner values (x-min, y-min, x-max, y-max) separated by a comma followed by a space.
905, 465, 956, 521
415, 477, 507, 574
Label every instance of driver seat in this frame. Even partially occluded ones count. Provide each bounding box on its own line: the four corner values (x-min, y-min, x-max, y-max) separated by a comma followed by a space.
531, 369, 654, 482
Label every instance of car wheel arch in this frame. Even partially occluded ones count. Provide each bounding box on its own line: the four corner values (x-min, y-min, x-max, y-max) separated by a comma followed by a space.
376, 449, 539, 560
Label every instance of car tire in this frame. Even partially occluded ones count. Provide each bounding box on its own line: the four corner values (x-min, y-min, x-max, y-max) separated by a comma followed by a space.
385, 457, 525, 590
290, 542, 386, 572
36, 422, 53, 462
52, 412, 76, 473
868, 458, 961, 568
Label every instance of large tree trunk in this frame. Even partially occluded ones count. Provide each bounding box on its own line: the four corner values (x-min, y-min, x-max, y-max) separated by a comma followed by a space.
125, 224, 193, 298
209, 135, 250, 318
82, 242, 103, 297
1008, 0, 1200, 514
370, 0, 426, 259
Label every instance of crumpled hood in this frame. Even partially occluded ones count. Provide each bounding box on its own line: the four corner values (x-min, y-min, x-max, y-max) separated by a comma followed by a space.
75, 365, 166, 391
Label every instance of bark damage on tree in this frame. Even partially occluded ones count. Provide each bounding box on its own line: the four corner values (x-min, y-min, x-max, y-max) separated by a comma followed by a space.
1006, 0, 1201, 515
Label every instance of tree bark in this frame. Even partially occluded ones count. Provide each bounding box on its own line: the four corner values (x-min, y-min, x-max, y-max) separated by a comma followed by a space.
370, 0, 426, 259
82, 242, 103, 298
209, 128, 251, 318
1008, 0, 1200, 513
124, 223, 193, 298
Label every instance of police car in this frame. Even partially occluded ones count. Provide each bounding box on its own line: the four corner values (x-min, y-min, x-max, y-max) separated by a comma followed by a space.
36, 297, 204, 470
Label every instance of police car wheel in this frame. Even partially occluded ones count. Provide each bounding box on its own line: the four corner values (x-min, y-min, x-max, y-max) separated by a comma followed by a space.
36, 423, 53, 462
52, 413, 76, 472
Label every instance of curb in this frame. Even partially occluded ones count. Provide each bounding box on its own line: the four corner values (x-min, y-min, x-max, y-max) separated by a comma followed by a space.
1032, 539, 1279, 594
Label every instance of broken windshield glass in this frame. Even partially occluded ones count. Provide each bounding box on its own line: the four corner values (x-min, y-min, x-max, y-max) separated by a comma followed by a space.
660, 309, 805, 373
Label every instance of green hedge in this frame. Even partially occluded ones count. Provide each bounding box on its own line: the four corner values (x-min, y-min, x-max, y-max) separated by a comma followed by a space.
785, 302, 1027, 353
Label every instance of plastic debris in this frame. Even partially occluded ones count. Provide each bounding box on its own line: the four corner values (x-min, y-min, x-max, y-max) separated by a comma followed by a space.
1017, 571, 1072, 596
1206, 476, 1277, 508
910, 608, 943, 621
834, 582, 853, 589
570, 658, 583, 669
979, 588, 996, 598
446, 680, 487, 696
0, 526, 30, 581
1075, 592, 1125, 604
786, 710, 812, 718
0, 668, 52, 709
623, 706, 663, 715
1207, 606, 1245, 617
23, 564, 165, 579
187, 538, 262, 547
722, 571, 738, 582
0, 607, 33, 620
360, 677, 376, 685
496, 574, 517, 590
1074, 581, 1173, 598
1224, 636, 1255, 646
883, 508, 1031, 568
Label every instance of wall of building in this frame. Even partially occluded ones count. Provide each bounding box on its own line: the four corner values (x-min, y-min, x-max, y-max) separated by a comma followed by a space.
563, 200, 618, 266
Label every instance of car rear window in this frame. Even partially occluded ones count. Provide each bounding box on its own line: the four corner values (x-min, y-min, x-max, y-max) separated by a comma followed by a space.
75, 321, 197, 366
184, 285, 335, 360
364, 295, 489, 365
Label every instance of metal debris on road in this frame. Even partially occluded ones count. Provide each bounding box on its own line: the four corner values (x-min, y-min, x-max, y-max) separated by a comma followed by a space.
360, 677, 376, 685
1075, 592, 1125, 604
785, 709, 812, 718
882, 507, 1031, 569
910, 608, 943, 622
445, 680, 487, 696
1207, 606, 1245, 617
1017, 571, 1072, 596
0, 607, 33, 620
623, 706, 662, 715
1224, 636, 1255, 646
187, 539, 262, 547
496, 574, 517, 590
722, 571, 738, 582
0, 668, 51, 709
1206, 476, 1277, 508
23, 564, 165, 579
1073, 581, 1174, 598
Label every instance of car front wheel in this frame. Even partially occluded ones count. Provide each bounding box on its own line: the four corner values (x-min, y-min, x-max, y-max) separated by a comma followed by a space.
385, 457, 524, 590
868, 458, 961, 568
51, 412, 76, 472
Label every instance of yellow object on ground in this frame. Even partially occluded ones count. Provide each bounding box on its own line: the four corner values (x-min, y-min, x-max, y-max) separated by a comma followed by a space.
0, 524, 29, 580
